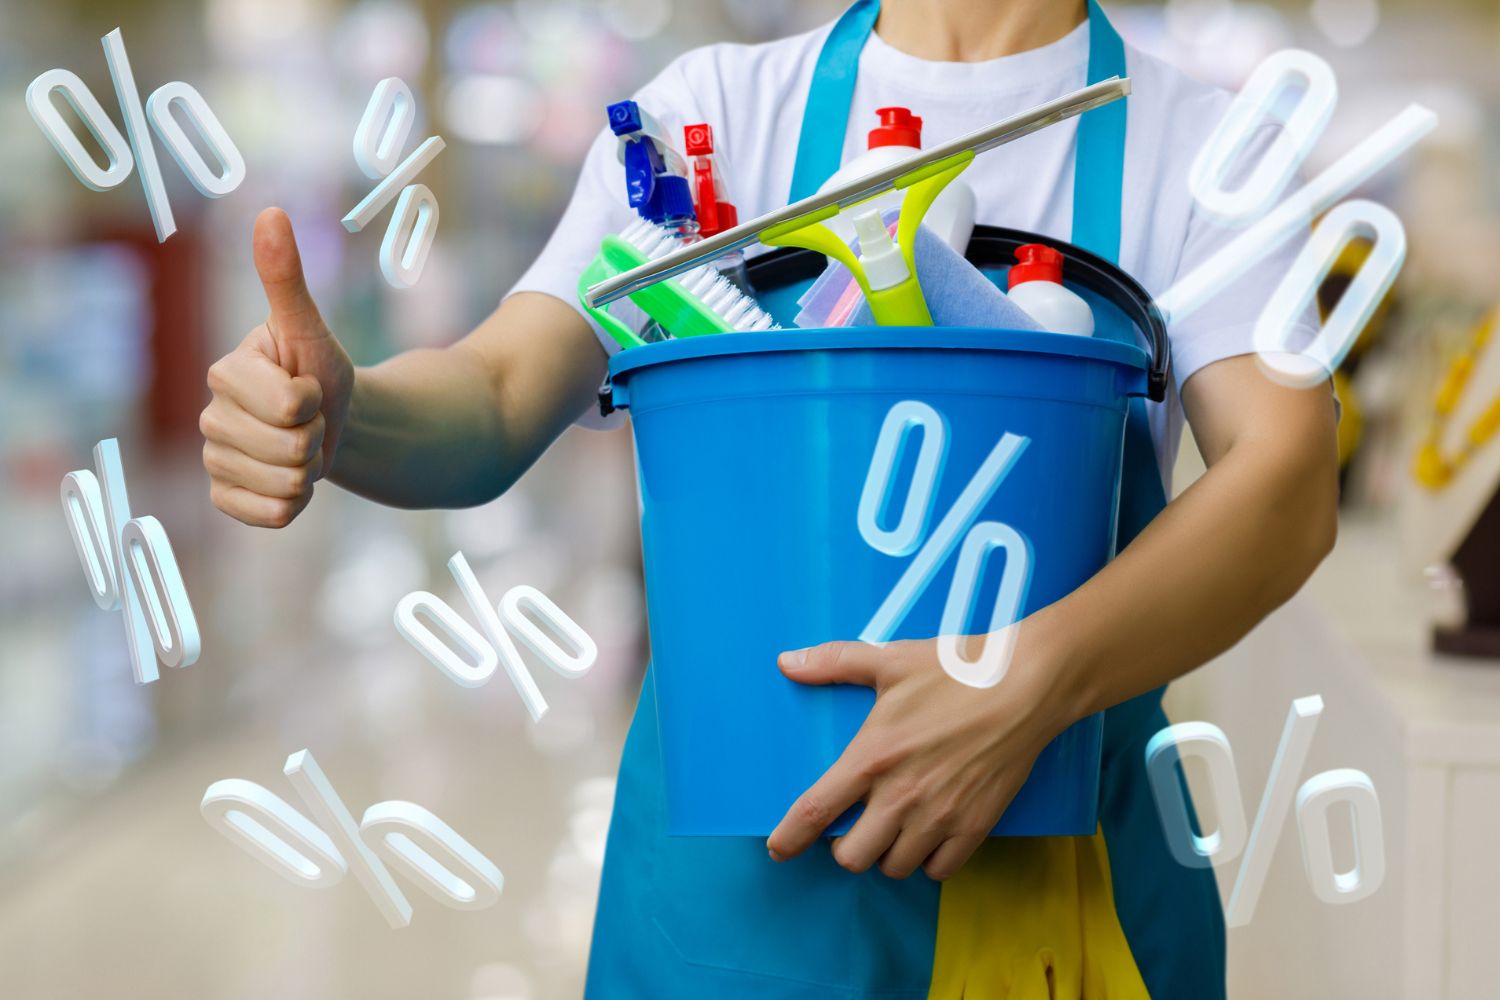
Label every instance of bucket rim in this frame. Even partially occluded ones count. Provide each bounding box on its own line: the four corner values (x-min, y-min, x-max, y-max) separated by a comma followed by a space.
608, 327, 1149, 382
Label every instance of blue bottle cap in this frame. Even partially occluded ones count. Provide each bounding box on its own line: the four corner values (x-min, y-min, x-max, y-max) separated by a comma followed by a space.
655, 175, 697, 225
607, 99, 644, 137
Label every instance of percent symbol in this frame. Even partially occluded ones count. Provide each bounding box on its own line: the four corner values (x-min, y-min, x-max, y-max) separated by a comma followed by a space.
1159, 49, 1438, 386
59, 438, 200, 684
1145, 695, 1385, 927
342, 77, 446, 288
858, 401, 1034, 689
202, 749, 502, 929
395, 551, 597, 721
25, 27, 246, 244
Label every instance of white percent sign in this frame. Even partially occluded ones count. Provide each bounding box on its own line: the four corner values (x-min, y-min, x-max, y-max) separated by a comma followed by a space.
342, 77, 446, 289
1145, 695, 1385, 928
394, 551, 597, 722
202, 749, 502, 929
24, 27, 246, 244
858, 401, 1033, 689
1159, 49, 1438, 387
59, 438, 200, 684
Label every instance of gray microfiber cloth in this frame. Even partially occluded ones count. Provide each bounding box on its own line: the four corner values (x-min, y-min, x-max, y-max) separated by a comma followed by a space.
848, 225, 1043, 330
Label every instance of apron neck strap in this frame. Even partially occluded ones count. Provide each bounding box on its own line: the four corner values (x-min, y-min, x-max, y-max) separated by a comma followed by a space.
1073, 0, 1126, 264
786, 0, 1127, 265
786, 0, 881, 208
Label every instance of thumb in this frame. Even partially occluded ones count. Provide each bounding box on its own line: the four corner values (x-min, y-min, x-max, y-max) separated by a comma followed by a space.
779, 641, 884, 689
252, 207, 325, 346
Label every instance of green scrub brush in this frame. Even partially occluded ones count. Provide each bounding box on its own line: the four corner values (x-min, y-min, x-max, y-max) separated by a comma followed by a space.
578, 219, 779, 350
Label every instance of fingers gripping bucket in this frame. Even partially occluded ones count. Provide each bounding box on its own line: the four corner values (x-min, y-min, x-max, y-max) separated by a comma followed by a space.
606, 228, 1168, 836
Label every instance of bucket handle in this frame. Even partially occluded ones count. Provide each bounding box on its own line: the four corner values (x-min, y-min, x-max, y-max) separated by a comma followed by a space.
598, 373, 622, 417
964, 227, 1170, 402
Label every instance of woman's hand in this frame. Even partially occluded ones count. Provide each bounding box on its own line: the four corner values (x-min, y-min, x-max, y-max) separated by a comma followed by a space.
201, 208, 354, 528
766, 628, 1076, 881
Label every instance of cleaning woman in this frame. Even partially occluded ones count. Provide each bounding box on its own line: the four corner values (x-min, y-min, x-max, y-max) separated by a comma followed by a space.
198, 1, 1338, 995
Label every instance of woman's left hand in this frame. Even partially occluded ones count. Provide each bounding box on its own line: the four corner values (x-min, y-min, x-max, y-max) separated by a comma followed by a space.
766, 632, 1075, 881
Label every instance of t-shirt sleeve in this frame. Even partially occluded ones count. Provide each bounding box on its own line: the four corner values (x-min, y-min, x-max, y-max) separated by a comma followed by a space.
1164, 123, 1323, 391
506, 55, 703, 353
505, 56, 708, 429
505, 126, 637, 327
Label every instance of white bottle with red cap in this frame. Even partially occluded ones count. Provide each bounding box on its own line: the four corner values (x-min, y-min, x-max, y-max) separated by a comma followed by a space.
818, 107, 977, 253
1007, 243, 1095, 336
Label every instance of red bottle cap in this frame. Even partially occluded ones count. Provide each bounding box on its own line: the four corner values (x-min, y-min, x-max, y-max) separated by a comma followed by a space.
684, 122, 715, 157
1009, 243, 1065, 288
869, 107, 922, 149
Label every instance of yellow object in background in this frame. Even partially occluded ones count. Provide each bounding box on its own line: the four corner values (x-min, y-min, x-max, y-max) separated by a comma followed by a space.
926, 828, 1151, 1000
1334, 370, 1362, 467
1321, 241, 1393, 368
1319, 239, 1393, 473
1414, 310, 1500, 490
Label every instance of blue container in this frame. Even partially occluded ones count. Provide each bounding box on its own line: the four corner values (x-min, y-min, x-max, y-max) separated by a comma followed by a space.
609, 325, 1152, 836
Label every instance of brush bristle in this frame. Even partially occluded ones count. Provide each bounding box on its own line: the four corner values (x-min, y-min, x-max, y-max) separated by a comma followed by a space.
619, 221, 780, 333
620, 218, 678, 261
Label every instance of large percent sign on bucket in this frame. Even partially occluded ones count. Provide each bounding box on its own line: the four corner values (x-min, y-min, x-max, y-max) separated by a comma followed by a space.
59, 438, 200, 684
394, 551, 597, 721
202, 749, 502, 929
1156, 49, 1437, 387
343, 77, 446, 288
24, 28, 246, 243
1145, 695, 1385, 927
858, 401, 1033, 689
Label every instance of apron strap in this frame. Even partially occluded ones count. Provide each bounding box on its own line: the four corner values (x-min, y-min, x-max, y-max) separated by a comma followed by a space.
1067, 4, 1168, 545
787, 0, 880, 204
1072, 0, 1126, 265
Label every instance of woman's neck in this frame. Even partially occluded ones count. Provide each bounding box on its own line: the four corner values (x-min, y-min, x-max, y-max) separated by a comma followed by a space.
876, 0, 1088, 62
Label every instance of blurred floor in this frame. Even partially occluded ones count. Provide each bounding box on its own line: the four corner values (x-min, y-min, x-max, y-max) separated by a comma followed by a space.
0, 425, 645, 1000
0, 706, 630, 1000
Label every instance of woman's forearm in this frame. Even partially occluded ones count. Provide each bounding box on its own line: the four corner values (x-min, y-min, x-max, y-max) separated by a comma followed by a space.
330, 344, 511, 508
328, 293, 607, 510
1039, 381, 1340, 724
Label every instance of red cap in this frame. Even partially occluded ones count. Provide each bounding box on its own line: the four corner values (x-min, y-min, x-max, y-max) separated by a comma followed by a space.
684, 122, 715, 157
1009, 243, 1065, 288
869, 107, 922, 149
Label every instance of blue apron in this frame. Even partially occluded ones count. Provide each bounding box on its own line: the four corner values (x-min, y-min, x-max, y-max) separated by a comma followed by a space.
585, 3, 1225, 996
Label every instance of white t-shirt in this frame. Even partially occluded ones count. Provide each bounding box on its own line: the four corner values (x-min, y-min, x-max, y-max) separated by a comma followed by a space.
510, 19, 1314, 488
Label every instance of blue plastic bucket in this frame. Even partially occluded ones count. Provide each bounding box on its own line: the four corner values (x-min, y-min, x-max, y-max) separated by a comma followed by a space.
606, 228, 1165, 837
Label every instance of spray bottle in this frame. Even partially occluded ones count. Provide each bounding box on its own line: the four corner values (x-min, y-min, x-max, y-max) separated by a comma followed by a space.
684, 122, 751, 292
608, 99, 699, 340
608, 99, 699, 241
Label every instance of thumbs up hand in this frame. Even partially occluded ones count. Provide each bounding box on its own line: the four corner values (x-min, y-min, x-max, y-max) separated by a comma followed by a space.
200, 208, 354, 527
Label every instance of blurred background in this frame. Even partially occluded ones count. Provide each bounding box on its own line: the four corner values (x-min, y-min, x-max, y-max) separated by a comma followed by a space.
1, 1, 1498, 997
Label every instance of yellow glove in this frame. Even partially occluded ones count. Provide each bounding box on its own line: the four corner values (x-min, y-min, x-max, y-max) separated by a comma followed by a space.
926, 828, 1151, 999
